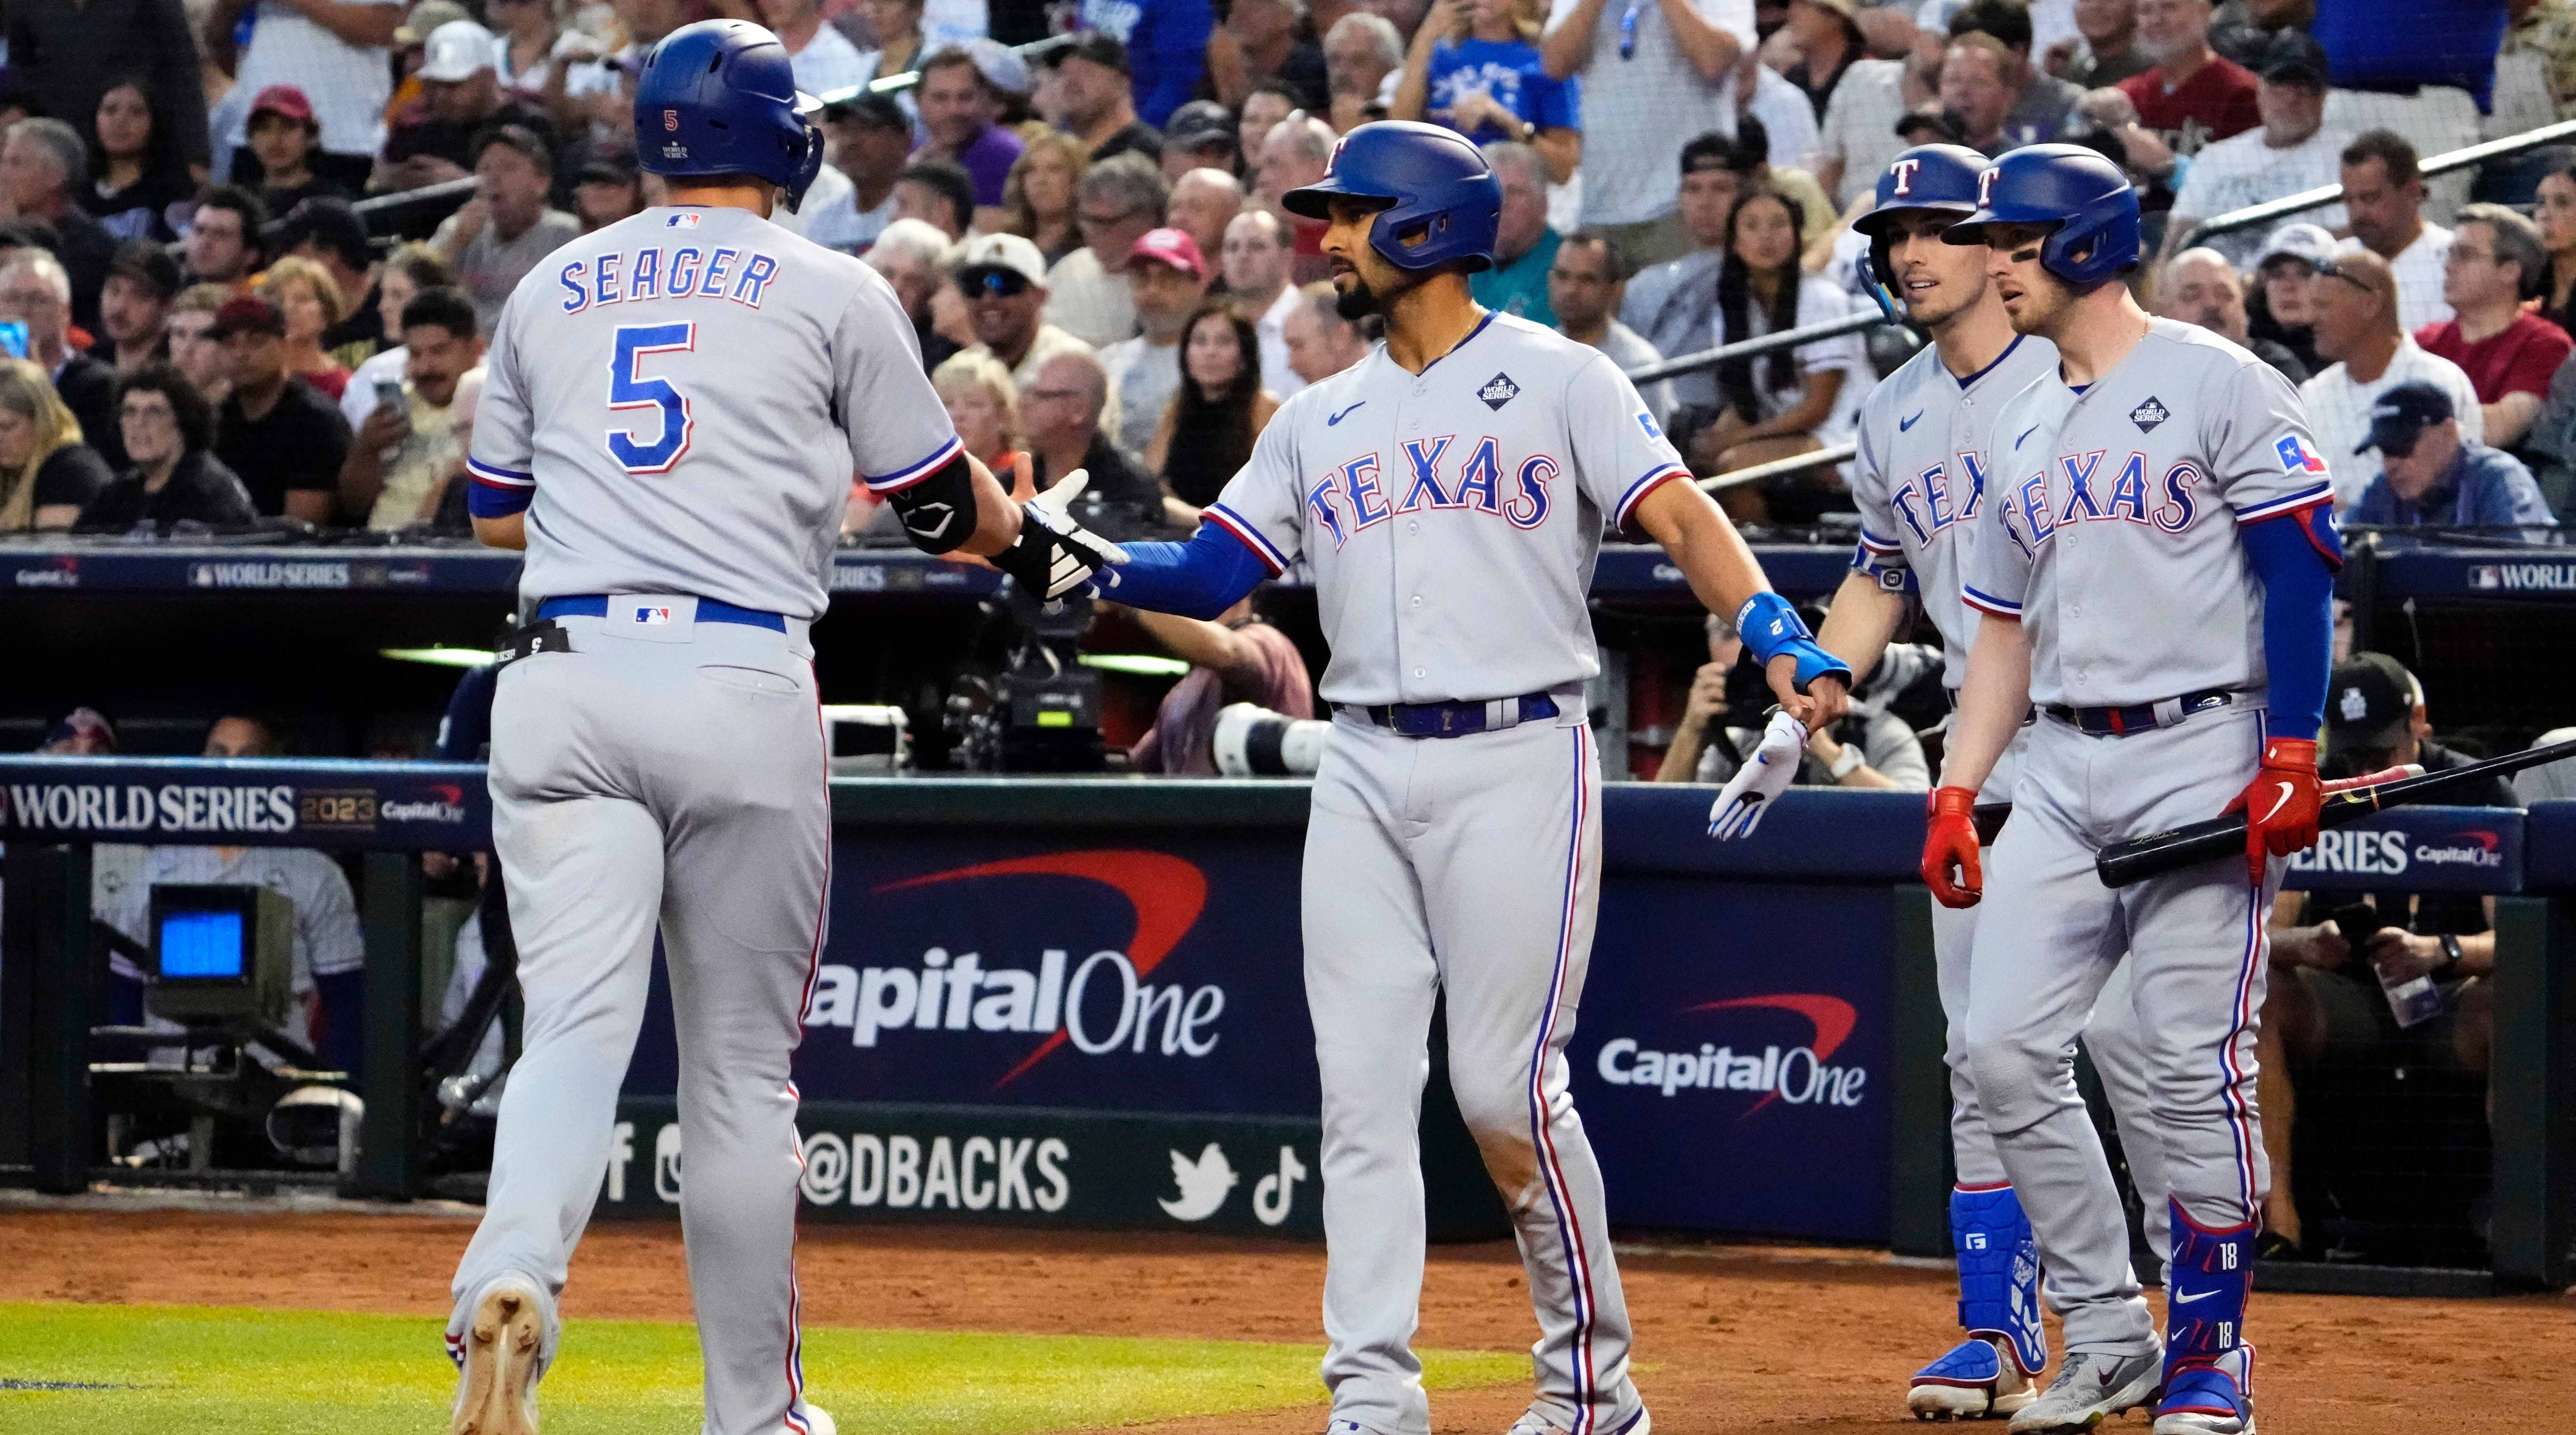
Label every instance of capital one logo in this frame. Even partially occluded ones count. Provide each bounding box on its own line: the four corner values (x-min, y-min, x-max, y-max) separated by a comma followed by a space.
1594, 993, 1867, 1115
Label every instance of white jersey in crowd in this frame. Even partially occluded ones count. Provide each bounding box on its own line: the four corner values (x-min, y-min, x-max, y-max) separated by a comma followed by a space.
1849, 331, 2061, 690
2170, 126, 2351, 272
1965, 319, 2336, 709
2338, 228, 2455, 335
1714, 272, 1874, 450
467, 205, 963, 620
1203, 311, 1689, 705
2300, 336, 2485, 509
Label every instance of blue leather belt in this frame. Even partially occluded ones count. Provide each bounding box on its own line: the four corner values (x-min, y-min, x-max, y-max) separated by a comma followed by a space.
537, 594, 787, 632
2045, 688, 2232, 737
1348, 692, 1559, 739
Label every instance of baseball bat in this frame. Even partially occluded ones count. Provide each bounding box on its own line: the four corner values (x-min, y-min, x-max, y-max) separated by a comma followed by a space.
2093, 738, 2576, 888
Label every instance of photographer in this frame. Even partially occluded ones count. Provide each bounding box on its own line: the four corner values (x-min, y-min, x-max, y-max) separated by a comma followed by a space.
1108, 596, 1313, 775
1654, 611, 1926, 789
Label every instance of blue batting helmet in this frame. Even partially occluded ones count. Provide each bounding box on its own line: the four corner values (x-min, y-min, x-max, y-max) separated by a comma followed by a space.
634, 20, 825, 212
1851, 144, 1989, 320
1281, 121, 1501, 273
1941, 144, 2140, 289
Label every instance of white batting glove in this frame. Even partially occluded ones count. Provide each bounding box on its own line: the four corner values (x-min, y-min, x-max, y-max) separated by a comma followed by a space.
1706, 710, 1808, 840
1009, 468, 1128, 601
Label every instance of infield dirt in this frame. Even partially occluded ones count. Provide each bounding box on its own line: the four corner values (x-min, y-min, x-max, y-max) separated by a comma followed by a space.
1, 1207, 2568, 1433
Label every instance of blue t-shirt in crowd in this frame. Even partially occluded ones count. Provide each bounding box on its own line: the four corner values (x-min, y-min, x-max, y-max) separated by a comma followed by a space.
2315, 0, 2507, 109
1424, 38, 1580, 142
2352, 441, 2560, 535
1081, 0, 1213, 130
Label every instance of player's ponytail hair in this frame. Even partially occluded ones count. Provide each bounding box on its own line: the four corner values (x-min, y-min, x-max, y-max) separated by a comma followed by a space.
1713, 185, 1807, 424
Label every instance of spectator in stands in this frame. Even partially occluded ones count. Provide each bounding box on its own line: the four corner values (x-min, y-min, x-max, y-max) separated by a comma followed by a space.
2513, 725, 2576, 805
934, 352, 1026, 484
208, 0, 397, 192
865, 219, 965, 373
1147, 302, 1278, 519
944, 231, 1108, 399
1161, 102, 1240, 180
917, 46, 1028, 225
1255, 113, 1338, 283
1469, 140, 1560, 323
83, 77, 195, 244
1543, 0, 1752, 270
2117, 0, 2258, 156
245, 87, 347, 219
433, 125, 580, 336
1777, 0, 1865, 118
1003, 132, 1091, 267
760, 0, 873, 97
1081, 0, 1213, 130
2336, 129, 2454, 335
1714, 44, 1822, 212
1238, 83, 1308, 175
1101, 228, 1212, 457
341, 244, 458, 429
211, 294, 350, 523
341, 287, 482, 531
2259, 650, 2512, 1258
165, 284, 232, 409
2535, 160, 2576, 338
0, 357, 112, 530
1047, 154, 1169, 347
1116, 594, 1317, 773
1022, 349, 1165, 521
2158, 246, 2307, 380
1225, 208, 1307, 400
895, 159, 978, 242
803, 95, 912, 257
379, 20, 552, 193
490, 0, 568, 105
0, 250, 117, 466
77, 363, 258, 531
2054, 0, 2153, 87
1167, 170, 1244, 281
181, 185, 266, 289
1624, 131, 1748, 419
1209, 0, 1329, 112
99, 241, 180, 374
1393, 0, 1579, 186
2416, 204, 2571, 452
1949, 0, 2085, 145
2302, 248, 2484, 509
853, 0, 931, 97
569, 150, 646, 235
1554, 230, 1675, 418
9, 0, 210, 180
280, 200, 384, 366
1690, 184, 1868, 520
1054, 35, 1165, 166
2247, 220, 2328, 376
4, 118, 118, 333
1811, 28, 1912, 205
2349, 380, 2558, 536
35, 705, 119, 754
1656, 610, 1928, 785
257, 256, 354, 402
1940, 34, 2044, 154
1282, 280, 1370, 384
2158, 30, 2343, 268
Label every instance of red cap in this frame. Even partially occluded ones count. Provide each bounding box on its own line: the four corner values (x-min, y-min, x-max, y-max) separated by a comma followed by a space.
250, 85, 317, 126
1128, 227, 1207, 280
211, 294, 287, 339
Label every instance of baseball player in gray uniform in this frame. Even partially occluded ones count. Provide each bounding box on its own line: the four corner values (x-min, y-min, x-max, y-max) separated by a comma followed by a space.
447, 23, 1121, 1435
1087, 121, 1852, 1435
1923, 147, 2337, 1435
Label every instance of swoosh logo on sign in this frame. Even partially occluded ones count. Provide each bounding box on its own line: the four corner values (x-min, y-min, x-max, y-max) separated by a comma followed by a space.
1327, 402, 1366, 426
1899, 411, 1924, 431
2260, 787, 2295, 823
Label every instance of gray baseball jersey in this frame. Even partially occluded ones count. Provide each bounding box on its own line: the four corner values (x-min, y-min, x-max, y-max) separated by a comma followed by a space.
1849, 333, 2059, 690
467, 205, 962, 620
1965, 318, 2336, 708
1205, 311, 1690, 706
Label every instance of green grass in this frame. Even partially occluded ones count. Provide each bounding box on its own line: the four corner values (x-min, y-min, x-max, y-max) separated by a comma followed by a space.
0, 1301, 1526, 1434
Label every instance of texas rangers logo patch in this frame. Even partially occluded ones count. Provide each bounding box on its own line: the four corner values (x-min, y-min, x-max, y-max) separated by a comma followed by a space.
1477, 373, 1520, 410
2128, 396, 2170, 433
2276, 433, 2328, 474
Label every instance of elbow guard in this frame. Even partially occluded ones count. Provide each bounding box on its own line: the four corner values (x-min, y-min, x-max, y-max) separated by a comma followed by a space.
884, 452, 979, 555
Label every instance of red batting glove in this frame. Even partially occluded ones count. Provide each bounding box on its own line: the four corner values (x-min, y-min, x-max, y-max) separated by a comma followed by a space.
2222, 737, 2321, 886
1922, 786, 1983, 908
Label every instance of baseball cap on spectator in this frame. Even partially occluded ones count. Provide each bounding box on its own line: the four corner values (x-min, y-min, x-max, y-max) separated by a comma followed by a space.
1056, 32, 1132, 75
2354, 379, 2455, 456
1166, 101, 1237, 156
965, 37, 1032, 96
395, 0, 472, 47
2256, 29, 2329, 89
2257, 221, 2336, 273
40, 706, 118, 754
573, 147, 639, 187
1130, 227, 1207, 279
109, 239, 184, 301
418, 19, 499, 83
954, 231, 1049, 289
1895, 110, 1964, 145
821, 91, 911, 131
249, 85, 317, 129
210, 293, 287, 339
2325, 652, 2421, 754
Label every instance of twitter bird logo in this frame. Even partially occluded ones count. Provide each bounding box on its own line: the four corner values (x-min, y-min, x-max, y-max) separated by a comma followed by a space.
1158, 1143, 1239, 1221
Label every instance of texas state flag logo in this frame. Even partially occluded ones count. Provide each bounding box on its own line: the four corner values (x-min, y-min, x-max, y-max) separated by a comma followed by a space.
2276, 433, 2328, 475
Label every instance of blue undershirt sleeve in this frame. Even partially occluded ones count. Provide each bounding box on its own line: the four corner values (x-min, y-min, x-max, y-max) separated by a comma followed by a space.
2239, 508, 2340, 742
1093, 520, 1270, 620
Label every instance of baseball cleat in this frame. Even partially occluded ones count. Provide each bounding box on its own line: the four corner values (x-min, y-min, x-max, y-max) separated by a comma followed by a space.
1501, 1406, 1650, 1435
451, 1274, 550, 1435
2004, 1346, 2163, 1433
2153, 1346, 2254, 1435
1909, 1336, 2037, 1419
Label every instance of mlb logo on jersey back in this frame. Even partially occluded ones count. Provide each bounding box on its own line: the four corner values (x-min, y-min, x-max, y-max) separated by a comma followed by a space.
665, 212, 702, 229
1478, 373, 1521, 411
2128, 397, 2170, 433
2276, 434, 2328, 475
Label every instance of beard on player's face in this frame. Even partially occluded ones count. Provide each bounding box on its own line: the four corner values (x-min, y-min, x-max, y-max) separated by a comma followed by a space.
1331, 251, 1426, 321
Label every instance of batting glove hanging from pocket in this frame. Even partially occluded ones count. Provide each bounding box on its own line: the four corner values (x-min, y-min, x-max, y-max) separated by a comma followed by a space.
1707, 710, 1807, 839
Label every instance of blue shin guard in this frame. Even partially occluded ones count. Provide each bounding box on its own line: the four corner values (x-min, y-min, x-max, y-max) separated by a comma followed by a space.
2160, 1200, 2256, 1427
1951, 1184, 2046, 1377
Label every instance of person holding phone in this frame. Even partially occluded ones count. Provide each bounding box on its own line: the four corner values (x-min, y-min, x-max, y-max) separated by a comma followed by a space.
339, 286, 483, 530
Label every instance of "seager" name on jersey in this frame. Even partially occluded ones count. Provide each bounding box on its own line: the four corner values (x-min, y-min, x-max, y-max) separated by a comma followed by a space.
557, 244, 781, 314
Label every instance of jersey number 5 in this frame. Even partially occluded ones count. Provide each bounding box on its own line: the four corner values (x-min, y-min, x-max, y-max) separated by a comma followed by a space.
608, 322, 695, 473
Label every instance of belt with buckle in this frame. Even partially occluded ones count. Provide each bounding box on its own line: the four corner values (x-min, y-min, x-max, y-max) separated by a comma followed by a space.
2045, 688, 2233, 737
1347, 692, 1560, 739
536, 594, 788, 631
